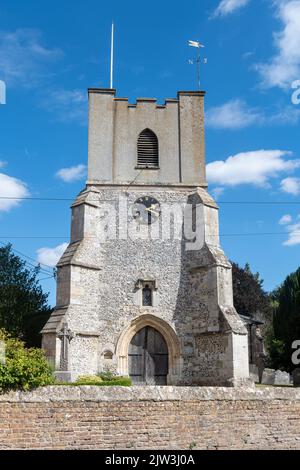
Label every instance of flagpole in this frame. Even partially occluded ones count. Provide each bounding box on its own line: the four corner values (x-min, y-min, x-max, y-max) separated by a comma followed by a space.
110, 22, 114, 89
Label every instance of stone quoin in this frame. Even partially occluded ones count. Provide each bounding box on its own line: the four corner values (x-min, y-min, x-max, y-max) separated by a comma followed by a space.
42, 88, 250, 386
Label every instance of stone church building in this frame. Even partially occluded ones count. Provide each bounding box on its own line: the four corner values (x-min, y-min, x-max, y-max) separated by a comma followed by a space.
42, 88, 250, 386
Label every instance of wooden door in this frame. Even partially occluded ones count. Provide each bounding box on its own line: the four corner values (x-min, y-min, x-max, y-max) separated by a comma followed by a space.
128, 326, 168, 385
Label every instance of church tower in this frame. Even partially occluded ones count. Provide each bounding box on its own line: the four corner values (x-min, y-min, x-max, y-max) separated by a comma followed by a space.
42, 88, 250, 386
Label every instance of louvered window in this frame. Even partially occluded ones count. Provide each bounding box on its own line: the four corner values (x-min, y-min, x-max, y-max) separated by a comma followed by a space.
137, 129, 159, 168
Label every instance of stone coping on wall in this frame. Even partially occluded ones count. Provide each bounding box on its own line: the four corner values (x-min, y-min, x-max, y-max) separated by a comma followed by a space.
0, 385, 299, 403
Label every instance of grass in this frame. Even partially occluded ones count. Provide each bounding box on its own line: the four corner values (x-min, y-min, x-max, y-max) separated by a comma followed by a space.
76, 378, 131, 386
55, 376, 132, 387
256, 383, 293, 388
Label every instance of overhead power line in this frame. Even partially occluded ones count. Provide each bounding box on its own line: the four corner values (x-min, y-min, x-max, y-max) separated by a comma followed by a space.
219, 201, 300, 205
0, 237, 67, 239
220, 231, 300, 237
0, 196, 300, 205
0, 240, 54, 276
0, 232, 299, 240
0, 196, 73, 201
0, 242, 54, 271
0, 227, 297, 287
38, 276, 55, 281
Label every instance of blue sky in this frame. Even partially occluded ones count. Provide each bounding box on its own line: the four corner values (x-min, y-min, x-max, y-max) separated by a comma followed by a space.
0, 0, 300, 305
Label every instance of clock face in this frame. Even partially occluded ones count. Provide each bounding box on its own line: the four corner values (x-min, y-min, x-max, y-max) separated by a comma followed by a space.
132, 196, 161, 225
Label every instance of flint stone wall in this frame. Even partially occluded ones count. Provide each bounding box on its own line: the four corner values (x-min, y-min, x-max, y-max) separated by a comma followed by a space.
44, 186, 249, 385
0, 386, 300, 450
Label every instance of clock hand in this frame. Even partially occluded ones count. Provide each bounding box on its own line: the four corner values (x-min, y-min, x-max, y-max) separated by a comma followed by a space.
145, 208, 160, 216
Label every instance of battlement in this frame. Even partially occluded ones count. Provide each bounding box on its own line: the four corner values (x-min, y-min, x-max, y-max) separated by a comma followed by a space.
114, 96, 174, 109
87, 88, 206, 186
88, 88, 205, 109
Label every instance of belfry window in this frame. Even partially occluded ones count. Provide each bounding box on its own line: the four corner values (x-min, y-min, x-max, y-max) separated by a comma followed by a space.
142, 284, 153, 306
137, 129, 159, 168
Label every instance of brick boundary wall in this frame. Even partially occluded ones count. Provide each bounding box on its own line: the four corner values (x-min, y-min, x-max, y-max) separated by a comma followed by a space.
0, 386, 300, 449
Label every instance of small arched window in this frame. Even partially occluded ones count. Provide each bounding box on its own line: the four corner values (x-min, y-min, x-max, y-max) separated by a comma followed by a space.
142, 284, 153, 306
137, 129, 159, 168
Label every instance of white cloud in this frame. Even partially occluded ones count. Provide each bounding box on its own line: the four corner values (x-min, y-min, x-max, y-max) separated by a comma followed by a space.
269, 105, 300, 125
283, 221, 300, 245
213, 0, 250, 17
206, 99, 300, 129
0, 28, 62, 87
280, 176, 300, 195
40, 89, 87, 124
243, 50, 255, 59
279, 214, 292, 224
256, 1, 300, 89
0, 172, 29, 212
207, 150, 300, 187
37, 243, 68, 268
206, 99, 263, 129
56, 164, 87, 183
211, 187, 225, 199
0, 29, 85, 124
280, 211, 300, 246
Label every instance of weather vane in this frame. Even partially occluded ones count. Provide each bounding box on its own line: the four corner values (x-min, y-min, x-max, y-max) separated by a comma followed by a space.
188, 40, 207, 89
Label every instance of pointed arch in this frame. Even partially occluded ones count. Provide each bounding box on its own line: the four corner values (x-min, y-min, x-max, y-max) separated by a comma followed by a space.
116, 314, 182, 384
137, 128, 159, 168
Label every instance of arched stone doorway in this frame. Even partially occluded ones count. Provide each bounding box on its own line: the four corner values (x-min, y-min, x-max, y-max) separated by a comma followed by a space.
129, 326, 168, 385
116, 314, 182, 385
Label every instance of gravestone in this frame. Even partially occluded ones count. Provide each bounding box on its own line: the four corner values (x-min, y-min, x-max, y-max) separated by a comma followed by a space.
249, 364, 259, 383
274, 370, 290, 386
293, 368, 300, 387
261, 368, 276, 385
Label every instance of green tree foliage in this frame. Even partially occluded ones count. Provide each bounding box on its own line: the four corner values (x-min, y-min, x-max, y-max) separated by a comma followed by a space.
0, 330, 53, 391
270, 267, 300, 371
231, 262, 272, 322
268, 339, 285, 370
0, 244, 52, 347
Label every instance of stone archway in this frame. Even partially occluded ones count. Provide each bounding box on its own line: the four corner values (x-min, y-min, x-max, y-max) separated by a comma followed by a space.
116, 314, 182, 385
